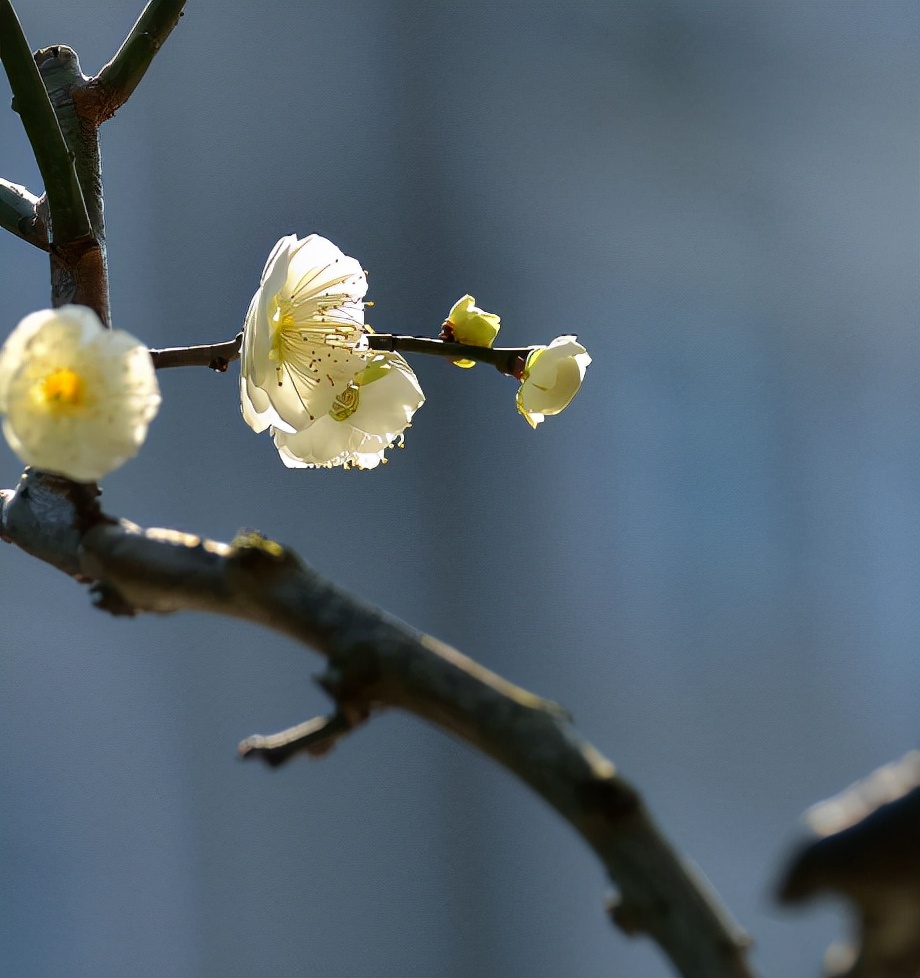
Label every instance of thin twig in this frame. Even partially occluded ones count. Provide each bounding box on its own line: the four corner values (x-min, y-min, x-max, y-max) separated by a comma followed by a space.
149, 332, 243, 371
368, 333, 530, 375
86, 0, 187, 123
0, 473, 757, 978
148, 331, 531, 375
0, 178, 48, 249
0, 0, 91, 243
239, 711, 356, 765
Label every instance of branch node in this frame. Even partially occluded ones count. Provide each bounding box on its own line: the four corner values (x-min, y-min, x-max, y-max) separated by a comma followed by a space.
1, 470, 103, 578
229, 529, 302, 574
88, 0, 188, 122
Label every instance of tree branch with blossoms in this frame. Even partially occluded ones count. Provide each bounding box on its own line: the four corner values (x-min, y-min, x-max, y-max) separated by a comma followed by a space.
4, 3, 911, 977
0, 4, 756, 971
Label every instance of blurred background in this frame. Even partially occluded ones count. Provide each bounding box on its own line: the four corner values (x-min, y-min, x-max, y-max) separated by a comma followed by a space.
1, 1, 917, 975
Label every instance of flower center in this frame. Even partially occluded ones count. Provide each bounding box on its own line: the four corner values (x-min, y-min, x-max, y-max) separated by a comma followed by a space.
35, 367, 86, 412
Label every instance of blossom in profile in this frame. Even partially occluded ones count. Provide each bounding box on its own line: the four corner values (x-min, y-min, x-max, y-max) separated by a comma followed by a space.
442, 295, 501, 368
515, 335, 591, 428
272, 352, 424, 470
240, 233, 370, 435
0, 305, 161, 481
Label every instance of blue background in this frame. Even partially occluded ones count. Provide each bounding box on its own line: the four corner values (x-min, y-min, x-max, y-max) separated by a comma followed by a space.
1, 2, 917, 975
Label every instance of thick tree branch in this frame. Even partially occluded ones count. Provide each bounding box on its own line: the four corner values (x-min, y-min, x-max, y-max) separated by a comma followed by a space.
0, 470, 756, 978
84, 0, 187, 123
0, 1, 91, 244
0, 178, 47, 249
33, 45, 110, 319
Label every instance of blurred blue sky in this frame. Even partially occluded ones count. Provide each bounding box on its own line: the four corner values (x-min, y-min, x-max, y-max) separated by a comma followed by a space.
1, 2, 918, 976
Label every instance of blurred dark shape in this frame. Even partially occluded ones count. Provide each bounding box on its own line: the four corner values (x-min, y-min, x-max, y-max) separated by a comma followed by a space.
778, 751, 920, 978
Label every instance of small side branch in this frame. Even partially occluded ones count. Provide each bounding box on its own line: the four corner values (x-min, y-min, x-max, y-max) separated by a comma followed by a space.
0, 178, 48, 249
239, 711, 358, 766
86, 0, 187, 122
0, 1, 91, 243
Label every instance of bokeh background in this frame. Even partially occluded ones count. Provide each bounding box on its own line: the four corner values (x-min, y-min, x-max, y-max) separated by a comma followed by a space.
1, 2, 917, 976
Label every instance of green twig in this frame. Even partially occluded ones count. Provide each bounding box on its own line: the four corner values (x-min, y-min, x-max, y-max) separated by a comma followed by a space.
89, 0, 187, 121
0, 0, 91, 242
0, 178, 48, 249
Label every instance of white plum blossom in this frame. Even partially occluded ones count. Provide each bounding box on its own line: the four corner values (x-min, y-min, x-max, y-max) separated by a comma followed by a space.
0, 305, 161, 481
515, 335, 591, 428
272, 352, 424, 470
240, 233, 425, 469
240, 233, 371, 435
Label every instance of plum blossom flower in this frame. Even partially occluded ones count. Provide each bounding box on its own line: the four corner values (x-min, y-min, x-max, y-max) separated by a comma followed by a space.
0, 305, 160, 481
441, 295, 501, 368
240, 233, 371, 435
241, 234, 425, 470
272, 352, 424, 470
515, 335, 591, 428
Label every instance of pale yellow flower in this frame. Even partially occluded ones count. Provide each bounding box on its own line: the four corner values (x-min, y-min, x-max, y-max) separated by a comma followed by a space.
240, 234, 370, 435
443, 294, 501, 368
241, 234, 425, 469
0, 305, 160, 481
272, 352, 424, 469
516, 335, 591, 428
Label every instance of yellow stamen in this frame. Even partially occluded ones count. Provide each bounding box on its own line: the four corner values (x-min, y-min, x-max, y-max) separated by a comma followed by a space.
269, 301, 293, 366
36, 367, 86, 411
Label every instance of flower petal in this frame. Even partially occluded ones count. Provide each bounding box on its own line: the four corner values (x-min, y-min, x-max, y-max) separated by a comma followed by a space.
516, 335, 591, 426
239, 233, 376, 450
348, 354, 425, 435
